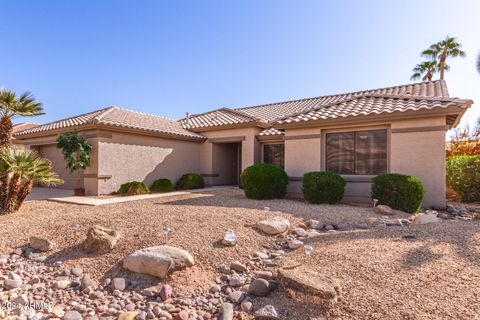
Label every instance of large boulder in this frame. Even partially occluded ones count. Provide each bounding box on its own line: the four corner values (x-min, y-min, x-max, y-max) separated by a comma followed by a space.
123, 245, 194, 278
257, 217, 290, 235
83, 225, 121, 254
278, 266, 341, 305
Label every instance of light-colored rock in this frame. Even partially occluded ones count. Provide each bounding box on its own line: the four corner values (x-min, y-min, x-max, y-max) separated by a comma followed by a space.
83, 225, 121, 254
254, 305, 278, 319
4, 279, 22, 289
30, 236, 55, 252
228, 290, 245, 304
241, 300, 253, 313
118, 312, 139, 320
254, 251, 269, 259
55, 280, 71, 289
278, 266, 341, 304
306, 219, 324, 230
230, 261, 247, 273
229, 274, 246, 287
373, 205, 393, 215
248, 278, 270, 297
413, 212, 439, 225
80, 274, 97, 290
287, 239, 303, 250
112, 278, 126, 291
63, 310, 82, 320
256, 217, 290, 235
220, 302, 233, 320
123, 245, 194, 278
293, 228, 307, 237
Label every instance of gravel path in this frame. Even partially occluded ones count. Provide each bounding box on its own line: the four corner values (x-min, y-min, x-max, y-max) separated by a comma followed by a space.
1, 187, 479, 319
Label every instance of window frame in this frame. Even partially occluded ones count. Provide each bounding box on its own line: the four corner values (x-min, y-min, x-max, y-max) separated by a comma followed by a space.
262, 142, 285, 169
322, 127, 390, 177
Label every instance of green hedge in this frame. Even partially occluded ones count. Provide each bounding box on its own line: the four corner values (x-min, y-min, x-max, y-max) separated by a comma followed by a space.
175, 173, 204, 190
302, 171, 346, 204
372, 173, 425, 213
117, 181, 150, 195
446, 155, 480, 202
151, 178, 174, 193
240, 163, 289, 200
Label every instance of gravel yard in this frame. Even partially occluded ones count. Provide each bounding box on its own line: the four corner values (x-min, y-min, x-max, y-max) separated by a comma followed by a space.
1, 187, 479, 319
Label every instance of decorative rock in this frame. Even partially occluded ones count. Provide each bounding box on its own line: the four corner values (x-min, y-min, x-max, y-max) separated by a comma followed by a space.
306, 219, 324, 230
230, 261, 247, 273
71, 267, 83, 276
254, 305, 278, 319
118, 312, 139, 320
63, 310, 83, 320
293, 228, 307, 237
253, 271, 273, 280
248, 279, 270, 297
159, 284, 173, 301
176, 310, 189, 320
254, 251, 269, 259
373, 205, 393, 215
55, 280, 71, 289
278, 267, 341, 304
210, 284, 221, 293
227, 290, 245, 304
413, 212, 439, 224
123, 245, 194, 278
80, 274, 97, 290
257, 217, 290, 235
324, 225, 334, 231
287, 239, 303, 250
30, 236, 55, 252
4, 279, 22, 289
112, 278, 126, 291
229, 274, 246, 287
240, 300, 253, 313
83, 225, 121, 254
220, 302, 234, 320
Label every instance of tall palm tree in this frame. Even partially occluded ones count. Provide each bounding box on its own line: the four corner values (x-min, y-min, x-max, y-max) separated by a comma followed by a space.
422, 36, 466, 80
0, 148, 62, 214
0, 89, 44, 148
410, 60, 439, 81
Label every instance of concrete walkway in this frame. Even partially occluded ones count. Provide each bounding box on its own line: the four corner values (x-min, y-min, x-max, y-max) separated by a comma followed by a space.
27, 188, 74, 201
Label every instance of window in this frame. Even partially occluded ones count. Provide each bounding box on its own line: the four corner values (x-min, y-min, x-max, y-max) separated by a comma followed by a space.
263, 144, 284, 168
326, 129, 387, 175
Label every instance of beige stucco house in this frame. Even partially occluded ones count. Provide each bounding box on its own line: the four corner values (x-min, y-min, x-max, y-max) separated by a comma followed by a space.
14, 80, 472, 208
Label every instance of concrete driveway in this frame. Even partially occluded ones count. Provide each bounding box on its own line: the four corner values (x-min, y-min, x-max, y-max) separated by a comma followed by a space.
26, 187, 74, 201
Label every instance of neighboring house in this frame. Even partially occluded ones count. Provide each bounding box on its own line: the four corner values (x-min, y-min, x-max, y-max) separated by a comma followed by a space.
14, 80, 472, 208
11, 123, 38, 149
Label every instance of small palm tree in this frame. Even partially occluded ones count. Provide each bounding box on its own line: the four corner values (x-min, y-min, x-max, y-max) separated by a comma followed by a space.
56, 130, 92, 196
0, 148, 63, 214
0, 89, 44, 148
422, 36, 466, 80
411, 61, 439, 81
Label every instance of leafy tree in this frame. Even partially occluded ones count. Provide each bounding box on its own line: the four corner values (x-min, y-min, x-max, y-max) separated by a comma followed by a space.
446, 118, 480, 156
0, 148, 62, 214
56, 130, 92, 194
410, 60, 439, 81
0, 89, 44, 148
422, 36, 466, 80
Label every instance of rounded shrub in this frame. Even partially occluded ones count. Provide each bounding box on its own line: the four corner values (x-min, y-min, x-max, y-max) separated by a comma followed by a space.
175, 173, 204, 190
151, 178, 174, 193
117, 181, 150, 195
446, 155, 480, 202
302, 171, 346, 204
240, 163, 289, 200
372, 173, 425, 213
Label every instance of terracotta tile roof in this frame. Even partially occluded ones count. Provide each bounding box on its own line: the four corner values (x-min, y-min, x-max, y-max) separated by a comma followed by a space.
182, 80, 452, 129
258, 128, 284, 136
181, 108, 258, 129
276, 95, 471, 124
12, 123, 38, 134
14, 106, 205, 140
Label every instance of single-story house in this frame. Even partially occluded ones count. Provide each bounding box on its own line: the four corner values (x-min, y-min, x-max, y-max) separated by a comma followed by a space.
14, 80, 472, 208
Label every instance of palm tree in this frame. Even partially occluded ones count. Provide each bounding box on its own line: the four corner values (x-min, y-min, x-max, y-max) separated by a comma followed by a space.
0, 89, 44, 148
0, 148, 63, 214
57, 130, 92, 196
422, 36, 466, 80
411, 60, 439, 81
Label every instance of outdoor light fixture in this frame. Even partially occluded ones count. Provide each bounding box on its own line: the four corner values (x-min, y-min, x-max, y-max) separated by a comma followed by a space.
163, 225, 171, 244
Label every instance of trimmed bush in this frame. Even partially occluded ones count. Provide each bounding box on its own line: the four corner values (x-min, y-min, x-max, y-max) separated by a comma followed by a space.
240, 163, 289, 200
151, 178, 174, 193
117, 181, 150, 196
372, 173, 425, 213
446, 155, 480, 202
302, 171, 346, 204
175, 173, 204, 190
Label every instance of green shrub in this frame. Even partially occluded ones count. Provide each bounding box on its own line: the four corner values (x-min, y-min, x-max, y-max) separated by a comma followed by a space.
302, 171, 346, 204
372, 173, 425, 213
240, 163, 289, 200
175, 173, 204, 190
117, 181, 150, 195
446, 155, 480, 202
151, 178, 174, 193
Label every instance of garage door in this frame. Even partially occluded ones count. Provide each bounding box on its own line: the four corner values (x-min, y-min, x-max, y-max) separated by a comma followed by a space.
38, 145, 83, 189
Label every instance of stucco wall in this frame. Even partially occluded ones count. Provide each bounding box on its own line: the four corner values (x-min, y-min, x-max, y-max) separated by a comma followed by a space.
96, 131, 202, 195
281, 116, 448, 209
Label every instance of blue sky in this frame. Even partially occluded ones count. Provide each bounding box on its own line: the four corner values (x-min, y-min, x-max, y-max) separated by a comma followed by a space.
1, 0, 479, 128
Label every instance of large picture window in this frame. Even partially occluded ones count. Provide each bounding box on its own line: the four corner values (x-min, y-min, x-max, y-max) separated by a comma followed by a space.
263, 144, 284, 168
326, 129, 387, 175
